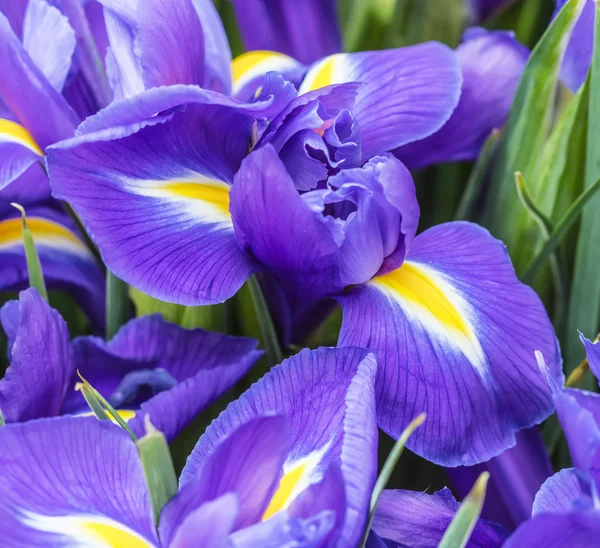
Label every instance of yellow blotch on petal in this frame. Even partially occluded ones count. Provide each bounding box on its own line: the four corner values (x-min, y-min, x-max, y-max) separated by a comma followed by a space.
82, 520, 155, 548
0, 217, 83, 249
0, 118, 43, 155
232, 50, 292, 84
163, 181, 231, 217
262, 462, 307, 521
373, 262, 470, 337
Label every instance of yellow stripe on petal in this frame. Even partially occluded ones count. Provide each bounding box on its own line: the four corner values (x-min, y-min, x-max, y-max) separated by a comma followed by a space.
79, 409, 137, 423
231, 50, 301, 95
0, 217, 89, 256
262, 462, 307, 521
22, 513, 156, 548
164, 180, 231, 217
372, 262, 487, 375
0, 119, 43, 155
299, 54, 344, 93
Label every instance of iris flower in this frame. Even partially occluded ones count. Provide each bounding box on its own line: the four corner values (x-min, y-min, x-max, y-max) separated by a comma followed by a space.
0, 287, 261, 440
506, 336, 600, 545
0, 346, 378, 546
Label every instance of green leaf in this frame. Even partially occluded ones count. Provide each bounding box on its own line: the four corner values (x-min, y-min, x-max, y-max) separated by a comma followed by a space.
130, 287, 229, 332
566, 2, 600, 374
438, 472, 490, 548
0, 407, 6, 427
136, 416, 178, 524
75, 381, 109, 421
106, 271, 130, 340
10, 203, 48, 301
359, 413, 426, 548
483, 0, 586, 273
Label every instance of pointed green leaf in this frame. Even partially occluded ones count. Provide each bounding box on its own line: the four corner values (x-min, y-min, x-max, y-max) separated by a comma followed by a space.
566, 2, 600, 373
10, 203, 48, 301
438, 472, 490, 548
137, 416, 178, 524
75, 381, 109, 421
483, 0, 586, 272
359, 413, 426, 548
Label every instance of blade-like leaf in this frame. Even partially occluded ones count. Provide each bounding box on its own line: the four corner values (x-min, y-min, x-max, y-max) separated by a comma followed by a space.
106, 271, 129, 340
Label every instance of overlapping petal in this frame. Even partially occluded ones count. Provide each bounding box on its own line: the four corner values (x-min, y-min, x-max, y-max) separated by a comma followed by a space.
338, 222, 562, 465
298, 42, 462, 160
395, 28, 529, 170
0, 119, 43, 190
183, 346, 378, 547
0, 416, 158, 547
0, 288, 72, 423
532, 468, 591, 516
48, 104, 257, 305
0, 205, 105, 328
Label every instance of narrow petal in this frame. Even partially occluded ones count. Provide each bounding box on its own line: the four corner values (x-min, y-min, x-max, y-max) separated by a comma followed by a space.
0, 416, 158, 546
505, 511, 600, 547
0, 119, 43, 189
22, 0, 76, 92
48, 105, 257, 305
533, 469, 591, 516
338, 222, 562, 465
371, 488, 508, 547
183, 346, 378, 547
231, 145, 343, 309
161, 416, 291, 544
580, 332, 600, 379
169, 494, 239, 548
0, 11, 78, 148
298, 43, 462, 160
232, 0, 341, 65
0, 288, 72, 422
395, 29, 529, 170
137, 0, 205, 89
0, 205, 106, 328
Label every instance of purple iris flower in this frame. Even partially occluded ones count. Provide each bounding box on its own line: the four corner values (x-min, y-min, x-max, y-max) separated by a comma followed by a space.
0, 287, 261, 441
552, 0, 595, 92
0, 203, 105, 328
505, 336, 600, 545
0, 346, 378, 546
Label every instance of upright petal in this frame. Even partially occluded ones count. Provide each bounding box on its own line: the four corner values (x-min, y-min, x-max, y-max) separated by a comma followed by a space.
183, 346, 378, 547
22, 0, 76, 92
298, 43, 462, 161
48, 104, 257, 305
338, 222, 562, 466
371, 488, 508, 547
0, 205, 106, 328
0, 416, 158, 547
232, 0, 341, 65
533, 468, 592, 516
231, 146, 343, 308
0, 11, 78, 148
395, 29, 529, 170
0, 288, 72, 422
580, 332, 600, 379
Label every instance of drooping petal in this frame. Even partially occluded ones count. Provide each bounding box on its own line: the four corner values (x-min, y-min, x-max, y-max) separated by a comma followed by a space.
533, 468, 592, 516
0, 119, 43, 190
505, 511, 600, 547
0, 11, 78, 148
183, 346, 378, 547
580, 332, 600, 380
48, 104, 257, 306
22, 0, 76, 92
232, 0, 341, 65
370, 488, 508, 547
553, 0, 595, 92
137, 0, 205, 89
338, 221, 562, 466
168, 494, 239, 548
298, 43, 462, 160
161, 416, 291, 544
0, 205, 106, 328
395, 28, 528, 170
0, 288, 72, 422
231, 145, 343, 308
0, 416, 158, 547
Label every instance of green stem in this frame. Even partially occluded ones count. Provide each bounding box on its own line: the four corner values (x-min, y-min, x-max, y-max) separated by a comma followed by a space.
247, 276, 283, 367
106, 271, 130, 340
